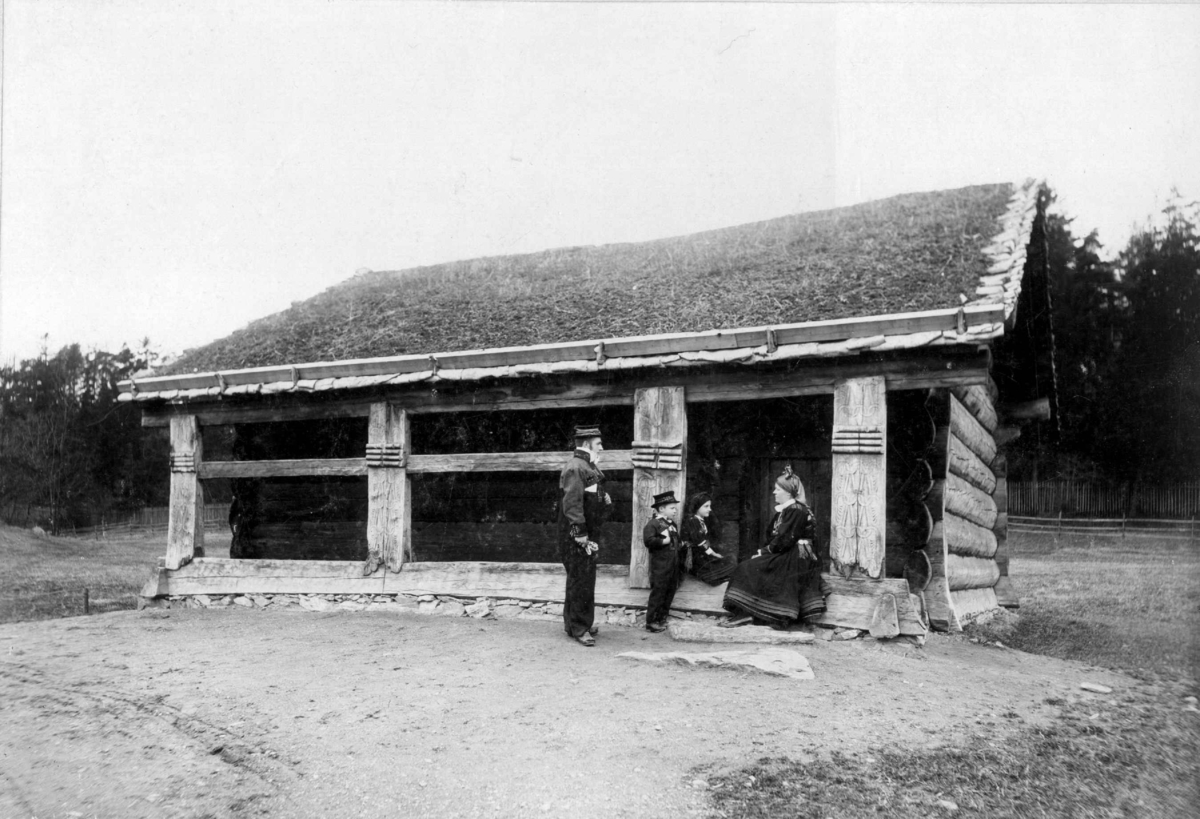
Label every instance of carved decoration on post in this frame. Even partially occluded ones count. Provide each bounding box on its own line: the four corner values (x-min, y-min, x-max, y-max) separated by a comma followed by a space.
830, 377, 887, 578
166, 415, 204, 570
630, 441, 683, 471
630, 387, 687, 589
365, 403, 411, 575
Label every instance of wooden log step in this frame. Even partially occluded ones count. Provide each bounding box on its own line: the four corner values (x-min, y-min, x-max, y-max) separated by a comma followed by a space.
869, 594, 900, 638
938, 474, 999, 529
950, 385, 999, 432
993, 576, 1020, 609
946, 554, 1000, 591
817, 574, 927, 636
949, 587, 1000, 623
934, 512, 998, 559
947, 433, 997, 494
950, 394, 997, 466
147, 559, 731, 613
923, 540, 954, 632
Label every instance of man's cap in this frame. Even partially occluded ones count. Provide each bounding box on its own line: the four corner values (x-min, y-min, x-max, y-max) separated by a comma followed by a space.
651, 490, 679, 508
574, 425, 602, 439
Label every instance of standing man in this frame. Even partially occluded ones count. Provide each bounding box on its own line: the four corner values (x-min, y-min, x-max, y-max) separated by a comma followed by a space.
558, 425, 611, 646
643, 491, 683, 632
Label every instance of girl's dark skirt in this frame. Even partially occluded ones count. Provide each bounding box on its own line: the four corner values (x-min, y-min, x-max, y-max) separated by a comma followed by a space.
691, 551, 737, 586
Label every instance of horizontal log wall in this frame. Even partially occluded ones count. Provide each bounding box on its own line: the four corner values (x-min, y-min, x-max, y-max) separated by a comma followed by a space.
928, 390, 1006, 628
946, 553, 1001, 591
934, 513, 998, 559
934, 474, 999, 529
950, 395, 997, 466
202, 451, 637, 478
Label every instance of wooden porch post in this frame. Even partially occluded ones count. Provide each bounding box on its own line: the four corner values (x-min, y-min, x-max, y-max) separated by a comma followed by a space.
830, 377, 887, 578
366, 403, 411, 574
629, 386, 687, 589
166, 415, 204, 570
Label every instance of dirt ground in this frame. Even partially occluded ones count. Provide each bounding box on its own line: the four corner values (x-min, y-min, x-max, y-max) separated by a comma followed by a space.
0, 608, 1131, 819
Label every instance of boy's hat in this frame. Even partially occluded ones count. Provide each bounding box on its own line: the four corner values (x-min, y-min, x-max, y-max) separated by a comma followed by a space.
651, 490, 679, 508
574, 425, 602, 439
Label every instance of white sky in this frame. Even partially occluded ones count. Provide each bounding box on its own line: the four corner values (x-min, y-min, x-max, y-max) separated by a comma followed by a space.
2, 2, 1198, 364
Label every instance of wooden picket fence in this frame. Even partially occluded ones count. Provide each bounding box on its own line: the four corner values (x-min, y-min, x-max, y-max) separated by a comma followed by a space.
1008, 481, 1200, 519
1009, 515, 1198, 542
68, 504, 231, 537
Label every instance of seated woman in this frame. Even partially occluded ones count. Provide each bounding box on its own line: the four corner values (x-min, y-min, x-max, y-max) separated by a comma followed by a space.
680, 492, 737, 586
722, 465, 825, 627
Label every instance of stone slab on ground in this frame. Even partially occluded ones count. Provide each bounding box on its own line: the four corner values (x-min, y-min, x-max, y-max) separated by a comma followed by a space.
668, 620, 815, 645
617, 647, 815, 680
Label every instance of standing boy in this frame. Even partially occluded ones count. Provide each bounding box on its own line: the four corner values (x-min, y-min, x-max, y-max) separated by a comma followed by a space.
643, 490, 683, 632
558, 425, 611, 646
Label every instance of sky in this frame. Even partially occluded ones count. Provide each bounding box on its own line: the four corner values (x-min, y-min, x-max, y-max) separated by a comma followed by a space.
2, 1, 1198, 364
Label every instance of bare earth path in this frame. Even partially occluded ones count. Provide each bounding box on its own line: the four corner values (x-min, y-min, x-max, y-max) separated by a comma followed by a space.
0, 608, 1129, 819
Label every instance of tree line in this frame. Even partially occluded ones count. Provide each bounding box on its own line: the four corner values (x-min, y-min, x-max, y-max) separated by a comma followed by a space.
0, 341, 168, 533
1009, 193, 1200, 484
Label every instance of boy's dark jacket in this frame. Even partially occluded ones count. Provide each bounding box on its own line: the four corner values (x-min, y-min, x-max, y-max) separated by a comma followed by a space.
642, 515, 681, 552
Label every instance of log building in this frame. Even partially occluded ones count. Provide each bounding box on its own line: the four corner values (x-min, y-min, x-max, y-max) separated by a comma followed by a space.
124, 181, 1056, 634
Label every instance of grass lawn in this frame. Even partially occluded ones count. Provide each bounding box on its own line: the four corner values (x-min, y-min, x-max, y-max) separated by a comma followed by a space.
0, 525, 168, 623
1002, 531, 1200, 680
706, 531, 1200, 818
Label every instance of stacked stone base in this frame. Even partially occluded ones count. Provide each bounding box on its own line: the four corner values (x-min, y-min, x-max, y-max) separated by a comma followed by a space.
140, 592, 726, 627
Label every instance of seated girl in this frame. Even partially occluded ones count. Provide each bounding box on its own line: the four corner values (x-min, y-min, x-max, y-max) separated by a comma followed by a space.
680, 492, 737, 586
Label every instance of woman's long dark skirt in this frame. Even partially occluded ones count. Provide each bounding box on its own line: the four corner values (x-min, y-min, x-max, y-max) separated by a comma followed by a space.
723, 548, 822, 624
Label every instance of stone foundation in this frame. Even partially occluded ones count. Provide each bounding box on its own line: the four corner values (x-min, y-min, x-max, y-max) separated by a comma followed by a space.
140, 593, 725, 627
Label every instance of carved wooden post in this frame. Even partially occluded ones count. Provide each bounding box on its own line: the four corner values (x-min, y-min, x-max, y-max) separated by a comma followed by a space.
365, 403, 410, 574
830, 377, 887, 578
629, 386, 687, 588
166, 415, 204, 570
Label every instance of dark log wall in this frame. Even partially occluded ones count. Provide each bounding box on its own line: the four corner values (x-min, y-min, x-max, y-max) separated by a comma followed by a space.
215, 398, 841, 565
686, 400, 833, 563
884, 390, 937, 579
224, 419, 369, 561
409, 473, 633, 565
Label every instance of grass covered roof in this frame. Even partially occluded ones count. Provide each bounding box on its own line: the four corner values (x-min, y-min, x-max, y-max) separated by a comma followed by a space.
168, 183, 1014, 373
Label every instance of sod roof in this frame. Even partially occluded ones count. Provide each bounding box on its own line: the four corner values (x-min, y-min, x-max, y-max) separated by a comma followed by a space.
168, 183, 1015, 374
